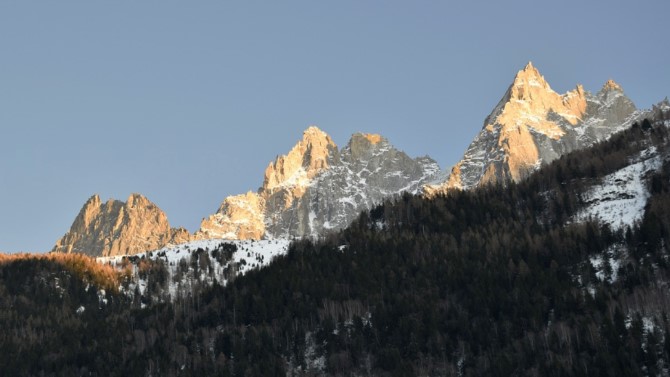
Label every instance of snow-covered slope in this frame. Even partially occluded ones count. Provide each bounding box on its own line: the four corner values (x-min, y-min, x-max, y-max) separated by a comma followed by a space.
98, 239, 290, 302
574, 147, 662, 231
569, 104, 670, 233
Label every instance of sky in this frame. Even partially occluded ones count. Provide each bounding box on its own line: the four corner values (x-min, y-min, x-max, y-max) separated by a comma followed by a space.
1, 1, 669, 252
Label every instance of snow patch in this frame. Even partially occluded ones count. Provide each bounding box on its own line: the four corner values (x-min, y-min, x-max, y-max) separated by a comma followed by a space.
98, 239, 291, 302
574, 149, 662, 231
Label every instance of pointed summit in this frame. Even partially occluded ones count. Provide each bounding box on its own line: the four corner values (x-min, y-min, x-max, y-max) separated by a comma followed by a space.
198, 126, 440, 241
361, 133, 383, 145
86, 194, 102, 206
300, 126, 335, 149
52, 194, 191, 256
127, 193, 152, 208
510, 61, 552, 98
303, 125, 327, 137
262, 126, 337, 193
521, 61, 539, 74
426, 63, 637, 196
602, 79, 623, 92
345, 132, 389, 161
348, 132, 386, 146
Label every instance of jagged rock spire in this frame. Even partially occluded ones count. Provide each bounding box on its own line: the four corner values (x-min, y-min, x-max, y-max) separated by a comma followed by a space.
602, 79, 623, 92
197, 126, 440, 240
425, 62, 637, 196
52, 193, 191, 257
262, 126, 337, 193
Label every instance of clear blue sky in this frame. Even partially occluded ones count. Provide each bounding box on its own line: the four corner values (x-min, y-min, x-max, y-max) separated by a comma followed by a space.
1, 1, 669, 252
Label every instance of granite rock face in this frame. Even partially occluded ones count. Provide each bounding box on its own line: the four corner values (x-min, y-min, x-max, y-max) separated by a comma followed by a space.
425, 62, 639, 195
53, 127, 440, 255
52, 194, 191, 257
196, 191, 266, 240
51, 63, 653, 256
196, 127, 441, 240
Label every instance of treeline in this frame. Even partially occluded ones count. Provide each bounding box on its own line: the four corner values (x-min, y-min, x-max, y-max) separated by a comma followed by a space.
1, 114, 670, 375
0, 253, 129, 375
202, 117, 670, 376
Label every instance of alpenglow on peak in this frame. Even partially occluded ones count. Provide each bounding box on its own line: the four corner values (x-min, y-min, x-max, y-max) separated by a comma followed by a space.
602, 79, 623, 92
262, 126, 336, 193
425, 62, 639, 195
52, 194, 191, 257
196, 126, 441, 240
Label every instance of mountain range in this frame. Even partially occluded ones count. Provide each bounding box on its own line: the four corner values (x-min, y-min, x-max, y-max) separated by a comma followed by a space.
52, 128, 440, 257
5, 61, 670, 375
4, 102, 670, 375
52, 62, 657, 257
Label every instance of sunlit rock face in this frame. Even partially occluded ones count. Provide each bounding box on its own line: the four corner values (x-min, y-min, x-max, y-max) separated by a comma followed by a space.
52, 194, 191, 257
425, 62, 638, 195
196, 127, 441, 240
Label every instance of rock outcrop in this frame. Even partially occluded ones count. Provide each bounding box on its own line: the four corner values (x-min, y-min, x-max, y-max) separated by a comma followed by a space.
196, 191, 266, 240
196, 127, 440, 240
425, 62, 639, 195
52, 194, 191, 257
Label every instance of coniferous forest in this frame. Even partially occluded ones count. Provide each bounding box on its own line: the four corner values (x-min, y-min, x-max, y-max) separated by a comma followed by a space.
2, 112, 670, 376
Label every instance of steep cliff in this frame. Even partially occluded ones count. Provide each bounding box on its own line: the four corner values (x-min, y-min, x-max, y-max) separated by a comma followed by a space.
425, 62, 639, 195
52, 194, 191, 257
196, 127, 440, 240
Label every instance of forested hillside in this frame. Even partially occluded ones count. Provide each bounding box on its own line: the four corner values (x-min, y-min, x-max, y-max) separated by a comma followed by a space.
2, 112, 670, 376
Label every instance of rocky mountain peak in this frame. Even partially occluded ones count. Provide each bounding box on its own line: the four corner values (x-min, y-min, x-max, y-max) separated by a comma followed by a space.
85, 193, 102, 206
426, 63, 638, 195
655, 98, 670, 112
477, 64, 589, 183
262, 126, 337, 194
348, 132, 386, 145
346, 133, 389, 159
126, 193, 152, 208
523, 60, 536, 72
361, 133, 383, 145
195, 191, 266, 240
509, 61, 553, 100
52, 194, 191, 257
602, 79, 624, 93
490, 63, 586, 130
650, 98, 670, 122
302, 125, 332, 144
79, 194, 103, 224
197, 127, 441, 240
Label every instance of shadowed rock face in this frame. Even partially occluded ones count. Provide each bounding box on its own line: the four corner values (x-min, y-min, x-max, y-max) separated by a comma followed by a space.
52, 194, 191, 257
196, 127, 441, 240
425, 62, 639, 196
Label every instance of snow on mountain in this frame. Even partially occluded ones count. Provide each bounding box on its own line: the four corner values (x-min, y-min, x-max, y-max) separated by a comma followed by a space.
426, 62, 640, 195
570, 103, 670, 233
53, 69, 668, 259
574, 147, 662, 231
98, 239, 291, 302
197, 128, 441, 240
573, 114, 670, 292
55, 127, 440, 257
